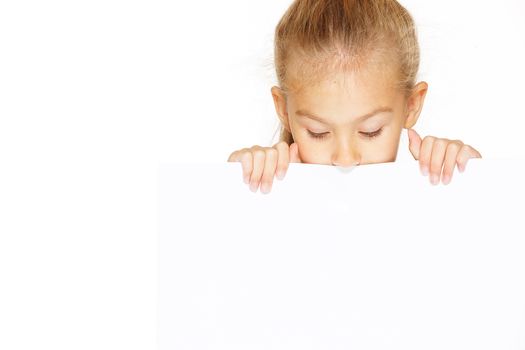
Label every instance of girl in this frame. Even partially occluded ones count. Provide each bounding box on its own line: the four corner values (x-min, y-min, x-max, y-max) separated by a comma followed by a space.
228, 0, 481, 194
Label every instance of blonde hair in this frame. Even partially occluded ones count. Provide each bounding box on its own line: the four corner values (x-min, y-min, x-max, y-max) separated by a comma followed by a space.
273, 0, 420, 144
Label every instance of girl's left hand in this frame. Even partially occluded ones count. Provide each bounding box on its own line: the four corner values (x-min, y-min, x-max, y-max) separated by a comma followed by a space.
407, 128, 482, 185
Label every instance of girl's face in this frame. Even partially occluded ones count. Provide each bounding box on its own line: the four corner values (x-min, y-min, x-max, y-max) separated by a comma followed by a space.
272, 62, 428, 167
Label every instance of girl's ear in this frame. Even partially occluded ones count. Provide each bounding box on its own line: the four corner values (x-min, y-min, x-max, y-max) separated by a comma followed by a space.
404, 81, 428, 129
271, 86, 291, 132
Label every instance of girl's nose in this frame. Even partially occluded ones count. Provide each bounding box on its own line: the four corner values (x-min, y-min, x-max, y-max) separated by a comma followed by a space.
331, 151, 361, 168
331, 136, 362, 168
332, 159, 360, 167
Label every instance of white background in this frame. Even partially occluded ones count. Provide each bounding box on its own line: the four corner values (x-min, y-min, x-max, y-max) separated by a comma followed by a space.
1, 0, 524, 349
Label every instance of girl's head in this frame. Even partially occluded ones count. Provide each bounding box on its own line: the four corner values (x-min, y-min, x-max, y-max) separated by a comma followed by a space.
271, 0, 428, 166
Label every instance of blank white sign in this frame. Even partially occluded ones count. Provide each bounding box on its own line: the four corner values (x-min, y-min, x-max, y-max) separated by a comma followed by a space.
159, 159, 525, 350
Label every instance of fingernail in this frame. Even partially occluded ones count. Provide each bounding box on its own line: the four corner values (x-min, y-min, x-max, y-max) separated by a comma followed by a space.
430, 174, 439, 185
276, 170, 285, 180
260, 183, 271, 194
442, 175, 451, 185
421, 166, 429, 176
249, 182, 258, 192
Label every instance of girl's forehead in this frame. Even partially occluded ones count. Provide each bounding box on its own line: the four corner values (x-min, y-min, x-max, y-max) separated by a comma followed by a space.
286, 57, 401, 99
286, 46, 401, 89
289, 66, 400, 103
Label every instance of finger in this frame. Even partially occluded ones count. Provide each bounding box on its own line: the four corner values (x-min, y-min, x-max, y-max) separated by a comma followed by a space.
418, 136, 435, 176
239, 151, 253, 184
456, 145, 480, 173
407, 128, 422, 160
441, 142, 462, 185
273, 141, 290, 180
260, 148, 278, 194
230, 148, 251, 183
228, 148, 250, 162
249, 147, 266, 192
467, 145, 482, 159
227, 151, 238, 162
429, 139, 449, 185
289, 143, 303, 163
228, 149, 245, 162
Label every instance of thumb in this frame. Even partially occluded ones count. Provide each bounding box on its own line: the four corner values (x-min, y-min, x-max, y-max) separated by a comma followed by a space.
289, 142, 303, 163
407, 128, 422, 160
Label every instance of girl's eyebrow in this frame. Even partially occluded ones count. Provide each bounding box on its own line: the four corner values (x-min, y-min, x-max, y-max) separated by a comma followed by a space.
296, 107, 393, 125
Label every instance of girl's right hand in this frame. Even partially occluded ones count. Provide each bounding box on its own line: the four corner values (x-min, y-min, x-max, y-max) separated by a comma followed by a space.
227, 142, 302, 194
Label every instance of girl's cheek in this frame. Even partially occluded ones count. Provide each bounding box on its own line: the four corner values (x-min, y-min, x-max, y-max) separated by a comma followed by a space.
297, 141, 332, 165
360, 137, 399, 163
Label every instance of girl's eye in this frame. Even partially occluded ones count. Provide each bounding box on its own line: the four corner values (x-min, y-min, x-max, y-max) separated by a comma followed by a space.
307, 128, 383, 140
307, 130, 329, 140
360, 128, 383, 139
